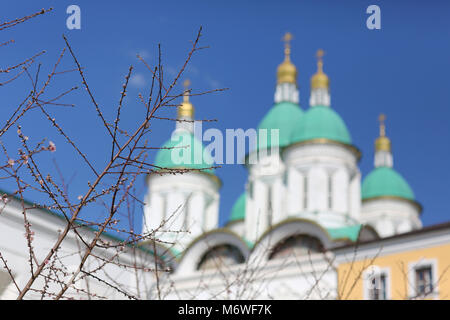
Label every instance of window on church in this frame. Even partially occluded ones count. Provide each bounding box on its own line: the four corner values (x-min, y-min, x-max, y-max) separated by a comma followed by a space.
368, 273, 387, 300
415, 266, 434, 297
364, 267, 390, 300
268, 234, 322, 260
197, 245, 245, 271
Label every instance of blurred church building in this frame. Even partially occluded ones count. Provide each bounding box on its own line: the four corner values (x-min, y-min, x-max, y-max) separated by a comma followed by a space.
142, 33, 450, 300
0, 33, 448, 300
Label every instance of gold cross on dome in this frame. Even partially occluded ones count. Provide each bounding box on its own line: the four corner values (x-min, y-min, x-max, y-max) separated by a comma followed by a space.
316, 49, 325, 61
283, 32, 293, 45
183, 79, 191, 90
183, 79, 191, 102
282, 32, 293, 59
315, 49, 325, 72
378, 113, 386, 136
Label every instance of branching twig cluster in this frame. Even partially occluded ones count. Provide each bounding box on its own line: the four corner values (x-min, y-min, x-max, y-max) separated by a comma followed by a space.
0, 8, 220, 300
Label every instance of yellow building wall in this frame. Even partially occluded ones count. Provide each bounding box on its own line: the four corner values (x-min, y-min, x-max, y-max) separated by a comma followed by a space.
337, 243, 450, 300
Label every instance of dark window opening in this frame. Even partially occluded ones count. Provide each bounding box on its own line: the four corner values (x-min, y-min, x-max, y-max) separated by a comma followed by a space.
269, 234, 323, 260
415, 266, 434, 297
197, 244, 245, 271
368, 273, 387, 300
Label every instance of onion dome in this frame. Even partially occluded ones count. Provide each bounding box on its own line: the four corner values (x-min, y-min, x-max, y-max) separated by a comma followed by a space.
257, 101, 304, 150
276, 32, 297, 85
310, 49, 329, 90
154, 131, 215, 174
255, 33, 303, 152
154, 80, 215, 175
178, 79, 194, 119
362, 114, 416, 201
362, 167, 415, 201
374, 114, 391, 152
291, 106, 351, 144
292, 50, 351, 145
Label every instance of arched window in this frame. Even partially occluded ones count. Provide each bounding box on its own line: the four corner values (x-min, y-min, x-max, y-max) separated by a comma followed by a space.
269, 234, 323, 260
197, 244, 245, 271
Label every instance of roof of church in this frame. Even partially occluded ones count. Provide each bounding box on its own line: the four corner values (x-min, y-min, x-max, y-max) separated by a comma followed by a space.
0, 188, 166, 259
327, 225, 362, 242
334, 221, 450, 251
256, 101, 304, 150
154, 131, 215, 174
292, 105, 351, 145
362, 166, 415, 201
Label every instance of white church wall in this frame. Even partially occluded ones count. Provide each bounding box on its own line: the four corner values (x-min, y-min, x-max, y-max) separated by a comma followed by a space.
0, 199, 155, 300
145, 193, 164, 231
282, 142, 361, 228
160, 252, 337, 300
309, 167, 328, 212
286, 167, 303, 214
187, 192, 205, 239
271, 177, 285, 225
249, 219, 335, 263
245, 150, 287, 242
245, 179, 269, 242
144, 172, 220, 250
332, 168, 348, 213
166, 191, 185, 234
175, 232, 250, 275
361, 198, 422, 237
204, 195, 220, 231
349, 171, 362, 221
227, 221, 245, 238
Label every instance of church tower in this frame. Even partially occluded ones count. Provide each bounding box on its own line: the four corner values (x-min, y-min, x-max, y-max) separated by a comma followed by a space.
283, 50, 362, 228
309, 50, 330, 107
360, 115, 422, 237
142, 81, 221, 252
244, 33, 303, 243
274, 32, 299, 104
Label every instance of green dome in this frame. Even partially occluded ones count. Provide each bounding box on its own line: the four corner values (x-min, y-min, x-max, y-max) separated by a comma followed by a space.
229, 192, 246, 222
257, 102, 303, 150
362, 167, 415, 201
154, 131, 215, 174
292, 105, 351, 145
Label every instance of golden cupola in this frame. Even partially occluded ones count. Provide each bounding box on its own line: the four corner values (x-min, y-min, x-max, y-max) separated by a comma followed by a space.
311, 49, 329, 90
178, 79, 194, 118
375, 114, 391, 152
276, 32, 298, 85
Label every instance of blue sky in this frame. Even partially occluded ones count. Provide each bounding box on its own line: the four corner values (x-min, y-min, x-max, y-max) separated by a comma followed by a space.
0, 0, 449, 236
